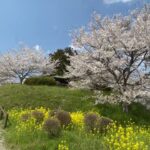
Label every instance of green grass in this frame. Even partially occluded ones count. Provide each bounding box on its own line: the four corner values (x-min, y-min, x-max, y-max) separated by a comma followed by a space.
4, 128, 105, 150
0, 84, 149, 150
0, 84, 150, 125
96, 103, 150, 125
0, 84, 94, 112
4, 108, 150, 150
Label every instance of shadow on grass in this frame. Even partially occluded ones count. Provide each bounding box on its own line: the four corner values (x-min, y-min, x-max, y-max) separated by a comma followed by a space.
96, 102, 150, 125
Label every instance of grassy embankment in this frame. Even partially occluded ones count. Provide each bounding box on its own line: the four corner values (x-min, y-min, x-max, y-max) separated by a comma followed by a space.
0, 84, 149, 150
0, 84, 149, 124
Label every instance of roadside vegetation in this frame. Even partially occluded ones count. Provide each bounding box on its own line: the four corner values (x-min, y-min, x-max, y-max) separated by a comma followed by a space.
4, 107, 150, 150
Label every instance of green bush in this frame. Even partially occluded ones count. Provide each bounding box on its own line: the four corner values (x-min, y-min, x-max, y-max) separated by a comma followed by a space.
24, 76, 56, 86
43, 118, 61, 137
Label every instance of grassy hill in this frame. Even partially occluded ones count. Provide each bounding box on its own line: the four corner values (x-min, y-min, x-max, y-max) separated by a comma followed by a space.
0, 84, 94, 111
0, 84, 150, 125
0, 84, 149, 150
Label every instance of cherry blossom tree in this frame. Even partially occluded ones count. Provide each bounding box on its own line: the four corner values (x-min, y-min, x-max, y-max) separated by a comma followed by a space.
67, 5, 150, 112
0, 45, 55, 84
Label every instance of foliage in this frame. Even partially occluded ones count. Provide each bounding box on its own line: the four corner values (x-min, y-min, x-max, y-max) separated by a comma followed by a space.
84, 112, 99, 132
43, 118, 61, 137
21, 113, 31, 122
50, 47, 75, 76
84, 113, 113, 133
4, 108, 150, 150
55, 110, 72, 127
0, 45, 55, 84
95, 117, 113, 134
0, 85, 149, 125
67, 5, 150, 111
32, 110, 45, 123
104, 123, 150, 150
58, 140, 69, 150
96, 103, 150, 125
70, 112, 84, 128
24, 76, 56, 86
9, 109, 40, 134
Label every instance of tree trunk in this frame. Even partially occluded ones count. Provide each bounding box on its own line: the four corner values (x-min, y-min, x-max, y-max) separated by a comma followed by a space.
121, 83, 129, 113
122, 102, 129, 113
19, 77, 24, 84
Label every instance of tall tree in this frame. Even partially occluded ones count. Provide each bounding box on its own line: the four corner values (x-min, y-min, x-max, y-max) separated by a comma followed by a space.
0, 45, 55, 84
67, 5, 150, 112
50, 47, 75, 76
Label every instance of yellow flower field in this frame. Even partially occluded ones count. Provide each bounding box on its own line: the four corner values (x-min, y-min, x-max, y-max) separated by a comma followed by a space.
6, 107, 150, 150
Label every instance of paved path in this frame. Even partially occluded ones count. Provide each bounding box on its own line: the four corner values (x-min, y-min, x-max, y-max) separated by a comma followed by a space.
0, 129, 6, 150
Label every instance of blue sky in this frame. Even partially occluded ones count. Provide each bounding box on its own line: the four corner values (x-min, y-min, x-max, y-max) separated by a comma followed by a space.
0, 0, 149, 53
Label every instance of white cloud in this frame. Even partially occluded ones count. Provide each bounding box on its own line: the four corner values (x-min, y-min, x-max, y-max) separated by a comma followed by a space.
34, 45, 41, 51
103, 0, 133, 4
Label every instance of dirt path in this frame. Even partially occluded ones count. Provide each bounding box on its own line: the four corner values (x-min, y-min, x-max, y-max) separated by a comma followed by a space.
0, 129, 6, 150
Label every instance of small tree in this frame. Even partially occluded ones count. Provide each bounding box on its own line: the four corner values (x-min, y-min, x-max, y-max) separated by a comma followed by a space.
67, 5, 150, 112
50, 47, 76, 76
0, 45, 55, 84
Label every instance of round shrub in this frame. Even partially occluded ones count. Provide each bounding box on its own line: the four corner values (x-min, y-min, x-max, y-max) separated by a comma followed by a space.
43, 118, 61, 137
32, 110, 44, 123
96, 117, 113, 133
84, 112, 99, 132
24, 76, 56, 86
55, 110, 71, 127
21, 113, 31, 122
49, 109, 58, 117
